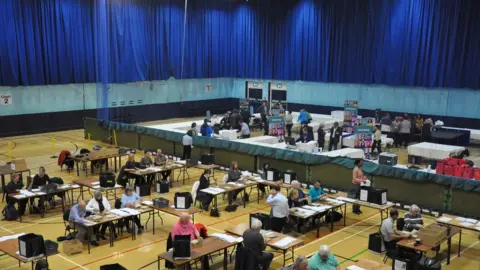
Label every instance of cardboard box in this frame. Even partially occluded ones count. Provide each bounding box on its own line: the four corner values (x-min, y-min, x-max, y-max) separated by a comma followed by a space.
62, 239, 83, 255
417, 224, 447, 246
12, 159, 28, 172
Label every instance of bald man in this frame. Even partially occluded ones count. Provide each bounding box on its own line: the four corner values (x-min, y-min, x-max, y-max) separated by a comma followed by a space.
171, 213, 201, 240
69, 200, 99, 246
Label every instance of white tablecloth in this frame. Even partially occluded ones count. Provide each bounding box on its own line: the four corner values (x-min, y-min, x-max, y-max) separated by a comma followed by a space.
407, 142, 465, 160
318, 148, 364, 159
241, 136, 278, 145
442, 126, 480, 141
342, 134, 393, 148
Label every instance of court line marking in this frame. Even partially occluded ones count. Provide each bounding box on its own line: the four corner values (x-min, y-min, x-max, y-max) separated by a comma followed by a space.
57, 254, 90, 270
441, 240, 479, 266
0, 226, 14, 234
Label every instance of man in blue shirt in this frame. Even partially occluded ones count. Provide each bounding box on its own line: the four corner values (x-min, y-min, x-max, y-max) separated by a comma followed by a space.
200, 119, 213, 137
308, 182, 325, 202
69, 200, 99, 246
297, 109, 309, 124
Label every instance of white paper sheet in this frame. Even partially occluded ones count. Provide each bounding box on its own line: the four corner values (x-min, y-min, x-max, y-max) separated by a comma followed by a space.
346, 266, 366, 270
0, 233, 25, 242
272, 236, 296, 248
35, 192, 46, 195
302, 205, 332, 212
437, 217, 452, 223
455, 217, 467, 222
142, 201, 153, 205
336, 196, 356, 203
210, 233, 243, 243
92, 185, 101, 189
466, 218, 478, 224
325, 198, 343, 204
121, 208, 140, 215
176, 197, 186, 209
91, 181, 100, 185
267, 171, 274, 181
284, 174, 291, 184
359, 189, 368, 201
71, 184, 80, 188
459, 222, 473, 227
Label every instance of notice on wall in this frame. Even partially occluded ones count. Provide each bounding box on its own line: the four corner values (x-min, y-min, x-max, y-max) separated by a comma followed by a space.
1, 94, 12, 105
205, 84, 212, 92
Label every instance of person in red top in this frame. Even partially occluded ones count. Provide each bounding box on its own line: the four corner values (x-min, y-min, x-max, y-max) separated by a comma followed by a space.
351, 159, 368, 215
171, 213, 201, 240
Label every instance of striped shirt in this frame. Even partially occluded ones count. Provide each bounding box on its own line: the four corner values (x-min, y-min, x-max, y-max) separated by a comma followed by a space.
404, 212, 423, 231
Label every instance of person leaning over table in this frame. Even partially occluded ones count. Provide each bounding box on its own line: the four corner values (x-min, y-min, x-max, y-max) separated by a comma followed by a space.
196, 169, 215, 211
242, 218, 274, 270
351, 159, 368, 215
381, 208, 410, 251
140, 150, 154, 185
308, 181, 326, 202
5, 173, 27, 216
86, 190, 117, 240
267, 185, 289, 233
154, 149, 171, 180
290, 181, 310, 204
200, 119, 213, 137
308, 245, 340, 270
227, 161, 244, 205
237, 119, 251, 139
121, 187, 144, 234
403, 204, 424, 231
69, 200, 99, 246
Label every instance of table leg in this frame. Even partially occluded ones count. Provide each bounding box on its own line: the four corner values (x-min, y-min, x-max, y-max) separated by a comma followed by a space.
330, 210, 334, 232
1, 175, 6, 202
447, 235, 452, 265
316, 219, 320, 238
88, 227, 91, 254
131, 218, 135, 240
292, 247, 295, 263
110, 222, 114, 247
106, 157, 110, 171
243, 189, 246, 208
214, 195, 218, 211
223, 248, 228, 270
76, 161, 80, 176
283, 249, 287, 266
343, 204, 347, 227
458, 230, 462, 257
118, 156, 121, 173
157, 257, 160, 270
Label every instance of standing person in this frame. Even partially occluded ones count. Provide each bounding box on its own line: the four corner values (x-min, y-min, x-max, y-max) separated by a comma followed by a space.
351, 159, 368, 215
242, 219, 274, 270
230, 109, 242, 130
220, 112, 231, 130
391, 117, 401, 147
266, 186, 289, 233
196, 169, 214, 210
381, 113, 392, 136
422, 118, 433, 142
69, 200, 99, 246
297, 126, 314, 143
154, 149, 171, 180
200, 119, 213, 137
399, 117, 411, 148
237, 120, 251, 139
140, 151, 154, 184
258, 101, 269, 132
328, 122, 342, 151
297, 109, 309, 124
285, 111, 293, 137
182, 130, 193, 160
371, 125, 382, 154
317, 125, 325, 151
190, 123, 198, 136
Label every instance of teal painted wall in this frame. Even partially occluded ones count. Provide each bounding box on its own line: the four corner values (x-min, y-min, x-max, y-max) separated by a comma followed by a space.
1, 77, 479, 119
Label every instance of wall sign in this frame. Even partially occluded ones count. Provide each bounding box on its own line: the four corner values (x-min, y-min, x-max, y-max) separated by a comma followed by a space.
1, 94, 12, 105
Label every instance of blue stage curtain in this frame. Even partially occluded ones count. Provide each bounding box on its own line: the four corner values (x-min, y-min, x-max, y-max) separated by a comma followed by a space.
1, 0, 479, 89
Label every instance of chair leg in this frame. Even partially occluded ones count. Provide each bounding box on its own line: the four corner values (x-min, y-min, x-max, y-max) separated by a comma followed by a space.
383, 254, 388, 263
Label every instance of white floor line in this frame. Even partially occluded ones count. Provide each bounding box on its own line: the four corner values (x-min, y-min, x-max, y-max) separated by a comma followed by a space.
5, 216, 63, 230
441, 240, 479, 266
0, 226, 14, 234
2, 264, 24, 270
56, 254, 90, 270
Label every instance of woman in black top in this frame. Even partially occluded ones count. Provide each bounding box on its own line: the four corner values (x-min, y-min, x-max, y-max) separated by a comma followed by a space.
196, 169, 214, 210
124, 155, 140, 185
257, 163, 270, 197
227, 161, 243, 204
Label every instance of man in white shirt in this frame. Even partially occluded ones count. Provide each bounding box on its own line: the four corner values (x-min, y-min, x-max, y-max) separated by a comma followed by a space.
182, 130, 193, 160
372, 125, 382, 154
381, 208, 409, 250
266, 185, 289, 233
237, 120, 251, 139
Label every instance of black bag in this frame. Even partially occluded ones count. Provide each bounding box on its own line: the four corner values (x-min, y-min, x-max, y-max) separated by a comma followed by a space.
325, 211, 343, 223
250, 213, 270, 230
41, 183, 58, 194
44, 240, 58, 256
18, 233, 45, 258
136, 184, 151, 197
368, 232, 385, 254
225, 205, 238, 212
156, 180, 169, 194
210, 208, 220, 217
100, 172, 116, 188
416, 256, 441, 270
50, 177, 64, 185
118, 148, 127, 154
243, 193, 249, 202
100, 264, 128, 270
174, 192, 192, 209
3, 204, 19, 221
200, 153, 214, 165
153, 198, 169, 208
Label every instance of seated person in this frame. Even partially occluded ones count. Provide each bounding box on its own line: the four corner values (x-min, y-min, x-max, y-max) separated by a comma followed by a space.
308, 182, 325, 202
308, 245, 340, 270
86, 191, 117, 240
121, 187, 144, 234
281, 256, 308, 270
404, 204, 423, 231
256, 163, 272, 197
243, 219, 274, 270
29, 167, 53, 209
196, 169, 215, 210
139, 151, 154, 184
381, 208, 410, 250
124, 155, 140, 185
296, 127, 314, 143
288, 189, 303, 208
227, 161, 243, 204
291, 181, 310, 204
35, 259, 49, 270
171, 213, 201, 240
154, 149, 171, 180
237, 120, 251, 139
69, 200, 99, 246
5, 174, 27, 216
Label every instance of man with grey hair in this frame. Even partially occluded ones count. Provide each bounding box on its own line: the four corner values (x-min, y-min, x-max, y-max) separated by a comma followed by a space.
282, 256, 308, 270
69, 200, 99, 246
404, 204, 424, 231
308, 245, 340, 270
242, 219, 273, 270
290, 180, 309, 205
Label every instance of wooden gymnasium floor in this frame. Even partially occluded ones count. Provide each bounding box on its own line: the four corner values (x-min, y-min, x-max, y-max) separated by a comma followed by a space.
0, 118, 479, 270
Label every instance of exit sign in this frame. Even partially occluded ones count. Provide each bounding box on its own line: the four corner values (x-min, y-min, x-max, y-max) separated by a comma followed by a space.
253, 83, 258, 87
277, 84, 282, 88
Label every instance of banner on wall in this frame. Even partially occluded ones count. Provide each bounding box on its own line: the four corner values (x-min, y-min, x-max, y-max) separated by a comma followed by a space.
1, 94, 12, 105
354, 119, 374, 159
343, 100, 358, 133
268, 116, 285, 137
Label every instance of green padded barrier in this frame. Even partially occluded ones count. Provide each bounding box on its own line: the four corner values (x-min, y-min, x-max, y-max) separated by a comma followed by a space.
450, 189, 480, 217
212, 148, 255, 171
139, 135, 175, 156
374, 175, 446, 211
84, 118, 110, 142
257, 156, 308, 181
190, 146, 211, 160
310, 163, 353, 190
116, 131, 140, 149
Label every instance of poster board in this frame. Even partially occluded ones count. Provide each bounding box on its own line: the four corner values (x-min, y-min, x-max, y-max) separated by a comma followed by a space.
354, 119, 374, 159
268, 116, 285, 137
343, 100, 358, 133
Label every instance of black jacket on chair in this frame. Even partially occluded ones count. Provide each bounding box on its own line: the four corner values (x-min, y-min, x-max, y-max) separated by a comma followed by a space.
234, 243, 258, 270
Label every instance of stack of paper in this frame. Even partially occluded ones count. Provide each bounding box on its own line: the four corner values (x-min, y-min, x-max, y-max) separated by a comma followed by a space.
122, 208, 141, 215
19, 190, 36, 197
466, 218, 478, 224
336, 197, 356, 203
346, 266, 365, 270
455, 217, 466, 222
142, 201, 153, 205
272, 236, 296, 248
459, 222, 474, 227
325, 198, 343, 204
437, 217, 452, 223
302, 205, 332, 212
0, 233, 25, 242
210, 233, 243, 243
71, 184, 80, 188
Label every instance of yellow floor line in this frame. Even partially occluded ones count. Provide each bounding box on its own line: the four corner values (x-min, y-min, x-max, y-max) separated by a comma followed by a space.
442, 240, 480, 266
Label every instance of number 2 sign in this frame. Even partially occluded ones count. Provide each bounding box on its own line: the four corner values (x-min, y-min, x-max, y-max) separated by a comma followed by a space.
0, 94, 12, 105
